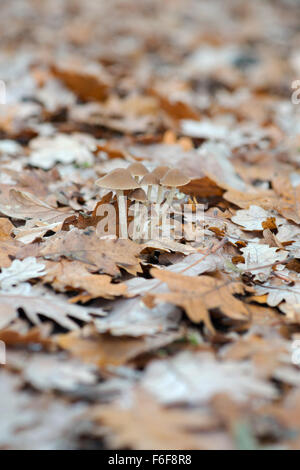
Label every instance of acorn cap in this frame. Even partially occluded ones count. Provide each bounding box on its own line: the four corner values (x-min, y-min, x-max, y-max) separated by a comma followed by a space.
128, 188, 147, 202
160, 169, 191, 187
96, 168, 140, 190
152, 166, 170, 181
128, 162, 149, 177
141, 172, 160, 186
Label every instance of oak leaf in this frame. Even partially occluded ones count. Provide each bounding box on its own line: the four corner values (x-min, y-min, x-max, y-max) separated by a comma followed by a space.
19, 227, 143, 276
0, 287, 105, 330
236, 244, 288, 281
0, 257, 46, 291
0, 189, 72, 223
232, 205, 285, 231
44, 260, 127, 300
94, 388, 229, 450
272, 175, 300, 224
147, 269, 249, 332
56, 329, 181, 367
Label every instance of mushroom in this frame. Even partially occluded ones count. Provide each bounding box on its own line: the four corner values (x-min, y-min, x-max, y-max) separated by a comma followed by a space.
128, 162, 149, 182
128, 188, 147, 203
160, 169, 191, 206
128, 188, 147, 240
140, 172, 160, 202
152, 166, 170, 203
96, 168, 140, 238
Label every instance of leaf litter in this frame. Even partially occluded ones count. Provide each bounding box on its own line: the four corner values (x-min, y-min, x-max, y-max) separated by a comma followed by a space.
1, 0, 300, 451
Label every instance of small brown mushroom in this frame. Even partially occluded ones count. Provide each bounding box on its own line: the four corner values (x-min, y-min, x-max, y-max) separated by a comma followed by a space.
128, 162, 149, 182
152, 166, 170, 203
141, 172, 160, 202
128, 188, 147, 203
160, 169, 191, 206
96, 168, 140, 238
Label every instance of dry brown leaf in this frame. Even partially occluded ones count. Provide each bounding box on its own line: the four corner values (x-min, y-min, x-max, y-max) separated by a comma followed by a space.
224, 188, 279, 211
19, 227, 143, 276
147, 269, 249, 332
0, 322, 53, 348
0, 238, 22, 268
44, 260, 127, 300
0, 218, 14, 239
56, 329, 181, 367
272, 175, 300, 224
231, 206, 284, 231
0, 189, 72, 223
51, 57, 110, 102
179, 176, 224, 198
93, 388, 230, 450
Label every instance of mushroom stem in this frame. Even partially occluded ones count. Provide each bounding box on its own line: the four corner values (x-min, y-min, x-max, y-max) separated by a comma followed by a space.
116, 190, 127, 238
166, 187, 176, 206
157, 185, 164, 203
133, 202, 146, 241
147, 185, 152, 201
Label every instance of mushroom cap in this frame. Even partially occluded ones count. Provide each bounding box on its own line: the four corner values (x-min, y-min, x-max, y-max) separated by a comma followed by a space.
96, 168, 140, 190
152, 166, 170, 181
128, 162, 149, 177
141, 172, 159, 186
128, 188, 147, 202
160, 168, 191, 187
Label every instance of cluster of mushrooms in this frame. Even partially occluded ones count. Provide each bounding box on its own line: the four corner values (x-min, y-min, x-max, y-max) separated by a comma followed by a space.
96, 163, 191, 238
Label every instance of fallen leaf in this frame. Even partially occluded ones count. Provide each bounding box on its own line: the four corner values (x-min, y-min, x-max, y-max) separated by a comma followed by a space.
236, 244, 288, 281
44, 260, 127, 300
19, 227, 143, 276
56, 329, 181, 367
0, 286, 105, 330
147, 268, 249, 332
141, 351, 277, 405
29, 133, 96, 170
232, 205, 284, 231
0, 257, 46, 291
0, 189, 72, 223
51, 57, 110, 102
272, 175, 300, 224
93, 388, 230, 450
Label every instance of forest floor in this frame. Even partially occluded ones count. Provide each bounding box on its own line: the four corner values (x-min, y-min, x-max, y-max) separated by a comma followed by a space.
1, 0, 300, 450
